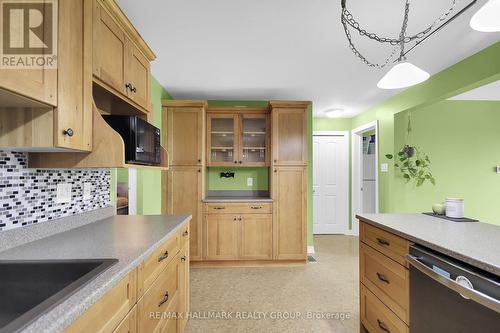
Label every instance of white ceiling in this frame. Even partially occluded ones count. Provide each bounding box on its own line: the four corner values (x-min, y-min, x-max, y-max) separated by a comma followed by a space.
117, 0, 500, 117
449, 80, 500, 100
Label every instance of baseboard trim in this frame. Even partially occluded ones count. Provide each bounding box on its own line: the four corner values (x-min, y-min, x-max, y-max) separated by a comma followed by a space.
190, 259, 307, 268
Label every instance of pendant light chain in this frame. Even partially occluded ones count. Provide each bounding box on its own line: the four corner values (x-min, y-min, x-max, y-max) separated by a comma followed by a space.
341, 0, 458, 68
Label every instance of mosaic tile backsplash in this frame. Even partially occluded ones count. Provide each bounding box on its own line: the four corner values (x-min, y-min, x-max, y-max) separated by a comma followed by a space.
0, 151, 111, 231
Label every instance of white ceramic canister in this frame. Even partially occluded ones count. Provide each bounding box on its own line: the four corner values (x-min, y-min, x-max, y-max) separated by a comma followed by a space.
446, 198, 464, 218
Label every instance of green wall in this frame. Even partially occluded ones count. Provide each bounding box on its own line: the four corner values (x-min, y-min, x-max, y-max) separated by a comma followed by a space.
136, 76, 173, 214
207, 167, 269, 191
392, 100, 500, 225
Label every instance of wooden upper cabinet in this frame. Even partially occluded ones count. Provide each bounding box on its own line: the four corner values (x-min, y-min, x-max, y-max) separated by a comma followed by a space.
207, 113, 239, 166
272, 166, 307, 260
93, 0, 127, 95
164, 100, 207, 166
0, 0, 92, 151
92, 0, 155, 113
0, 3, 57, 106
56, 0, 93, 151
270, 101, 310, 166
125, 42, 150, 110
207, 109, 270, 167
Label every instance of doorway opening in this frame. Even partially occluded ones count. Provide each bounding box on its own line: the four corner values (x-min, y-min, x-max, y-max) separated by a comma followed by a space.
312, 131, 349, 235
116, 168, 137, 215
352, 121, 379, 235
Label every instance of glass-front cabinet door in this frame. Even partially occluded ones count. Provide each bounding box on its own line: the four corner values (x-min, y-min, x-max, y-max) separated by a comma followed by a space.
240, 114, 269, 166
207, 114, 238, 166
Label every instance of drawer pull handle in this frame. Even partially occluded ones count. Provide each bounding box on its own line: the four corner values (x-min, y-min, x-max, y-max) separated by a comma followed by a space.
158, 292, 169, 307
214, 207, 225, 210
251, 206, 263, 209
183, 230, 189, 237
377, 319, 390, 333
158, 250, 169, 262
181, 256, 187, 262
376, 237, 390, 246
376, 272, 390, 284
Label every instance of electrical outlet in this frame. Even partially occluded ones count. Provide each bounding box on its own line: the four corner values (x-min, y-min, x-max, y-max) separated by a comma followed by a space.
247, 177, 253, 187
56, 183, 72, 203
83, 182, 92, 201
496, 166, 500, 174
381, 163, 389, 173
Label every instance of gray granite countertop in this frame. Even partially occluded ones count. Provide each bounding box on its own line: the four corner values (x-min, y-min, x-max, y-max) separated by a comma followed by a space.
203, 196, 273, 203
0, 214, 191, 333
356, 213, 500, 276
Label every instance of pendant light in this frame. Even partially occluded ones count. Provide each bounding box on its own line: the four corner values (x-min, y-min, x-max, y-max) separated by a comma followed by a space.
470, 0, 500, 32
377, 62, 430, 90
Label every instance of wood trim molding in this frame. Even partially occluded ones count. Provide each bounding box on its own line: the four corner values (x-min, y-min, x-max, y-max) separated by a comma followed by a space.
98, 0, 156, 61
269, 100, 311, 109
190, 259, 306, 268
162, 100, 208, 107
206, 107, 270, 114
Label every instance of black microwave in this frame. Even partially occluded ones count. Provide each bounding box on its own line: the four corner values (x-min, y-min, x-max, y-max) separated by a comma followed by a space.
103, 115, 161, 165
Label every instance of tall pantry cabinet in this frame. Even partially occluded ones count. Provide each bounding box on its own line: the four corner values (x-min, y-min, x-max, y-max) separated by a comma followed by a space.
270, 101, 309, 260
162, 100, 207, 261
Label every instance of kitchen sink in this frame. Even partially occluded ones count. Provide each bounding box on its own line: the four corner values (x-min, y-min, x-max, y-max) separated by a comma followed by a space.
0, 259, 117, 333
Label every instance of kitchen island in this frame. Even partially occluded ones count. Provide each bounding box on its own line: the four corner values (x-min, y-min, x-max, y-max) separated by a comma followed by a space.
356, 213, 500, 333
0, 212, 191, 333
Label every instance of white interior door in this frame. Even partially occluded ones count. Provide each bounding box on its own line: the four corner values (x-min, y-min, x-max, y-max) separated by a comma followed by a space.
313, 134, 349, 234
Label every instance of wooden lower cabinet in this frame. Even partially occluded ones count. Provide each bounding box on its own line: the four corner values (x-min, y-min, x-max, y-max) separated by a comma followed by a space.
272, 166, 307, 260
205, 214, 239, 260
240, 214, 273, 260
66, 223, 190, 333
113, 306, 137, 333
166, 166, 203, 260
359, 219, 410, 332
65, 269, 137, 333
178, 244, 189, 333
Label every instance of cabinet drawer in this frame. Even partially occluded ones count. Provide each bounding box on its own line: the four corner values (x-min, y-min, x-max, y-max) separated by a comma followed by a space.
204, 202, 272, 214
138, 255, 180, 333
138, 234, 179, 296
360, 285, 408, 333
360, 243, 409, 323
360, 222, 410, 266
66, 269, 137, 333
179, 223, 190, 249
113, 306, 137, 333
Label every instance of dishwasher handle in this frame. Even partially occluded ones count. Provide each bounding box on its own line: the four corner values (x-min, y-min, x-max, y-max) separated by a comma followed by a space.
407, 254, 500, 314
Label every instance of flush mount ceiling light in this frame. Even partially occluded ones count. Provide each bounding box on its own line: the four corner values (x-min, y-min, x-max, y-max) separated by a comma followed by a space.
325, 108, 345, 118
470, 0, 500, 32
340, 0, 478, 90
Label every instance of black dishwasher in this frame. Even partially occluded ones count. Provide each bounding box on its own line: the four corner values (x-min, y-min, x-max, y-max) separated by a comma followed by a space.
408, 245, 500, 333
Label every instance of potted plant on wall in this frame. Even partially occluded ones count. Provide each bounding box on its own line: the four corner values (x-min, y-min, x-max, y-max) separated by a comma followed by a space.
385, 112, 435, 187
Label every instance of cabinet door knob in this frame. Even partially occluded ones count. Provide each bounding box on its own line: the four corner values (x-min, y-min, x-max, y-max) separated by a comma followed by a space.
274, 159, 277, 163
198, 159, 201, 163
63, 128, 74, 137
181, 256, 187, 262
234, 161, 238, 164
274, 169, 277, 173
238, 161, 242, 164
198, 169, 201, 173
183, 230, 189, 237
125, 82, 132, 91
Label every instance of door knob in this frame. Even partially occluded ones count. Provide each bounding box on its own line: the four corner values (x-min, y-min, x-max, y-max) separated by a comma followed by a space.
63, 128, 74, 137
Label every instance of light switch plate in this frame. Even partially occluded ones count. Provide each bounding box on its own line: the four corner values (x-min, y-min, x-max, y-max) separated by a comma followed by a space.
247, 177, 253, 187
83, 182, 92, 201
56, 183, 72, 203
496, 166, 500, 174
381, 163, 389, 173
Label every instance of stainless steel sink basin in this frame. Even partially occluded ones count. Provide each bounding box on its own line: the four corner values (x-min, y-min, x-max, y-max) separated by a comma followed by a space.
0, 259, 117, 333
